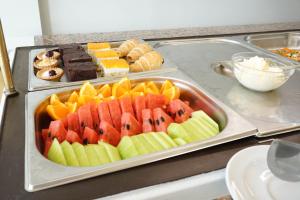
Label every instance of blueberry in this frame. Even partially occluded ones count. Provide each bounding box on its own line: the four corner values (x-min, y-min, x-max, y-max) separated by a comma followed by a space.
48, 70, 57, 76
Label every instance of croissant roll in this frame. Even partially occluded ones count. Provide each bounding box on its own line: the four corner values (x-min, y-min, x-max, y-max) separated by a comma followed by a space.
117, 39, 140, 57
130, 51, 163, 72
126, 43, 152, 63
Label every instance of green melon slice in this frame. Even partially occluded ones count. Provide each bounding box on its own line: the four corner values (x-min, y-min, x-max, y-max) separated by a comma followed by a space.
93, 144, 111, 164
99, 141, 121, 162
117, 136, 139, 159
85, 144, 102, 166
167, 123, 195, 142
131, 135, 150, 155
149, 132, 171, 149
182, 119, 208, 141
72, 142, 90, 166
134, 134, 156, 153
192, 118, 218, 137
156, 132, 177, 148
188, 118, 212, 138
141, 133, 164, 151
61, 141, 79, 166
173, 138, 187, 146
48, 138, 67, 166
192, 111, 219, 132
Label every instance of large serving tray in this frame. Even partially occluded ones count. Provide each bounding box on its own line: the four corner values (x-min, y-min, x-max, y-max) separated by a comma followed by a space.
154, 37, 300, 137
25, 69, 257, 192
245, 32, 300, 64
28, 41, 177, 91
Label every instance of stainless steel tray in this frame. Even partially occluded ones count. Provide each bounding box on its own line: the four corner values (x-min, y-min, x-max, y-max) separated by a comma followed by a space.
154, 37, 300, 137
25, 69, 257, 192
245, 32, 300, 64
28, 41, 177, 91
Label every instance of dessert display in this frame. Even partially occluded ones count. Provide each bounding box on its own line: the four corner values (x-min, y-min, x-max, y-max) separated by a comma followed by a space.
36, 67, 64, 81
126, 43, 153, 62
130, 51, 164, 72
272, 48, 300, 62
37, 50, 60, 60
40, 78, 220, 167
100, 59, 129, 76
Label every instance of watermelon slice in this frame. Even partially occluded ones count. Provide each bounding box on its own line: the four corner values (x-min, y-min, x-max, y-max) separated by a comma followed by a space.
153, 108, 173, 132
48, 120, 67, 142
121, 113, 141, 137
41, 129, 49, 142
97, 102, 113, 126
67, 113, 81, 137
133, 95, 146, 123
168, 99, 193, 123
146, 94, 167, 110
78, 104, 94, 135
62, 117, 68, 129
107, 99, 122, 131
82, 127, 99, 144
99, 121, 121, 146
142, 109, 154, 132
119, 96, 135, 116
43, 138, 53, 157
65, 130, 82, 144
89, 102, 100, 132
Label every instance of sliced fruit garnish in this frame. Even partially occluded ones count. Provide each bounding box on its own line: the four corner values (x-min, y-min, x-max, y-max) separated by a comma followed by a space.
50, 94, 62, 105
47, 102, 70, 120
146, 81, 160, 94
65, 102, 77, 113
98, 84, 111, 98
79, 82, 97, 97
112, 83, 129, 97
131, 83, 146, 93
130, 91, 144, 99
78, 95, 102, 106
67, 91, 79, 103
118, 77, 131, 91
160, 80, 173, 94
162, 86, 180, 102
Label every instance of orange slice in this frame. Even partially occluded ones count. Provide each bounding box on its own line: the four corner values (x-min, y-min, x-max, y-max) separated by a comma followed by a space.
162, 86, 180, 102
79, 82, 97, 97
146, 81, 160, 94
78, 95, 102, 106
119, 91, 131, 99
118, 77, 131, 91
131, 83, 146, 93
50, 94, 62, 105
131, 91, 144, 99
65, 102, 78, 113
112, 83, 128, 97
103, 96, 116, 102
98, 84, 111, 98
67, 91, 79, 103
160, 80, 173, 94
46, 102, 70, 120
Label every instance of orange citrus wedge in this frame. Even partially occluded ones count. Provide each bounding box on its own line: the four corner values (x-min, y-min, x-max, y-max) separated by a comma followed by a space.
160, 80, 173, 94
79, 82, 97, 97
162, 86, 180, 102
98, 84, 111, 97
117, 77, 131, 91
46, 102, 70, 120
78, 95, 102, 106
119, 91, 131, 99
131, 83, 146, 93
131, 91, 144, 99
50, 94, 62, 105
112, 83, 129, 97
67, 91, 79, 103
146, 81, 160, 94
65, 102, 78, 113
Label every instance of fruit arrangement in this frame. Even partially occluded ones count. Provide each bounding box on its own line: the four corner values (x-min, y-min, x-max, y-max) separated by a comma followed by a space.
41, 78, 220, 167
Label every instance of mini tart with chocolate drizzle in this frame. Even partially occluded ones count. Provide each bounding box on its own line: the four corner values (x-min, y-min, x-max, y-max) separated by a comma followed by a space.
37, 50, 60, 60
36, 67, 64, 81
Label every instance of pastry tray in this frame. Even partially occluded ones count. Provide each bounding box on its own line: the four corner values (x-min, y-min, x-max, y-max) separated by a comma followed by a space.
28, 41, 177, 91
25, 69, 257, 192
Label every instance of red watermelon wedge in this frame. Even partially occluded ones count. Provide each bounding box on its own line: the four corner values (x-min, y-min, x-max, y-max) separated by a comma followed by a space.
78, 104, 94, 135
121, 112, 141, 137
43, 138, 53, 157
99, 121, 121, 146
107, 99, 122, 131
153, 108, 173, 132
66, 130, 82, 144
48, 120, 66, 142
133, 95, 146, 124
97, 102, 113, 126
168, 99, 193, 123
67, 112, 81, 137
89, 102, 100, 132
41, 128, 49, 142
119, 96, 135, 116
142, 109, 154, 132
82, 127, 99, 144
146, 94, 167, 110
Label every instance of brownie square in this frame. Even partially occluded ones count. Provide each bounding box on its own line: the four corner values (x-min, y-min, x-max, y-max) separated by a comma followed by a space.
59, 44, 84, 55
63, 52, 92, 64
65, 62, 97, 82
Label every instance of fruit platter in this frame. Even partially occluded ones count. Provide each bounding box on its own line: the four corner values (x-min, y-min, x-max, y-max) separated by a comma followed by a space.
25, 70, 257, 191
28, 39, 177, 91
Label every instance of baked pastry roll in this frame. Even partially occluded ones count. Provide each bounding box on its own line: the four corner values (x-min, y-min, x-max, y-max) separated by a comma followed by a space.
130, 51, 163, 72
126, 43, 152, 63
117, 39, 140, 57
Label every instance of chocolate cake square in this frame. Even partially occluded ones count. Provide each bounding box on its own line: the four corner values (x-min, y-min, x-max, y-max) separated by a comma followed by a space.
65, 62, 97, 82
59, 44, 84, 55
63, 52, 92, 64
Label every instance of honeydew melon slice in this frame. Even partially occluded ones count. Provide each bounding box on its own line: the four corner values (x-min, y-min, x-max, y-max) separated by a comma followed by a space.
190, 118, 216, 137
134, 134, 157, 153
72, 142, 90, 166
173, 138, 187, 146
93, 144, 111, 164
117, 136, 139, 159
156, 132, 177, 148
167, 123, 195, 143
149, 132, 171, 149
142, 133, 165, 151
85, 144, 102, 166
99, 141, 121, 162
48, 138, 67, 166
181, 120, 204, 141
131, 136, 150, 155
61, 140, 79, 166
192, 111, 219, 132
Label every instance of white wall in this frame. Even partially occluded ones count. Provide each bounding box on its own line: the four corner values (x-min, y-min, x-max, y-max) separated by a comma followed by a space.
39, 0, 300, 35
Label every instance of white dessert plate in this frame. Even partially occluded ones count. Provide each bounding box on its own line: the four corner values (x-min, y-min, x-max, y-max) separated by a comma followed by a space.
225, 145, 300, 200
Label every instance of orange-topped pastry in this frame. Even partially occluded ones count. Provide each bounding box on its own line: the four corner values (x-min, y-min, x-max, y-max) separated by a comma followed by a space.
87, 42, 111, 50
100, 59, 129, 76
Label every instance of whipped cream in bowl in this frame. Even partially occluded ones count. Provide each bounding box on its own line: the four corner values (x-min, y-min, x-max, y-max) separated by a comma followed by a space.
232, 52, 296, 92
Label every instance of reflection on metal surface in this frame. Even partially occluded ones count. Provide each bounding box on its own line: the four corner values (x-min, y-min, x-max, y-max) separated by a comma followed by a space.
25, 70, 256, 192
155, 37, 300, 136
